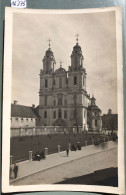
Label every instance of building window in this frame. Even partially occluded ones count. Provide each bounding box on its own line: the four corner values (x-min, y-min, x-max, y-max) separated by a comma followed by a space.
73, 110, 76, 119
95, 120, 97, 126
58, 97, 62, 105
53, 111, 56, 119
26, 118, 28, 121
74, 94, 77, 104
31, 118, 33, 122
64, 99, 67, 105
58, 109, 62, 119
59, 78, 62, 88
74, 76, 77, 85
21, 118, 23, 122
44, 111, 47, 118
15, 118, 18, 121
53, 100, 56, 106
64, 111, 67, 119
45, 79, 48, 88
44, 96, 47, 106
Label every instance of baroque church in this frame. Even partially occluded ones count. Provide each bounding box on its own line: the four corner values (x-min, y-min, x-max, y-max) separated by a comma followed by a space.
38, 36, 102, 132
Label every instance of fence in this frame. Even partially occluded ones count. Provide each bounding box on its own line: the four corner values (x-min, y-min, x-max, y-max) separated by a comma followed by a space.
10, 126, 84, 137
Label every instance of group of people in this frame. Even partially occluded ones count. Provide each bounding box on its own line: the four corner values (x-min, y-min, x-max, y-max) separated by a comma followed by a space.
33, 150, 46, 161
71, 142, 81, 151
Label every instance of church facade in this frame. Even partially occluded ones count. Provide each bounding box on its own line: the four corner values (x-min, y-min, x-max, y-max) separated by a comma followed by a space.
38, 37, 102, 132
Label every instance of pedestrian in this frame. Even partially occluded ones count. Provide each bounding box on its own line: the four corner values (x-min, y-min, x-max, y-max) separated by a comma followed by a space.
66, 148, 69, 157
9, 164, 13, 179
13, 163, 18, 179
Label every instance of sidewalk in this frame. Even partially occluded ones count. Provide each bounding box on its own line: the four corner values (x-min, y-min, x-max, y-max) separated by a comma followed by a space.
10, 141, 117, 184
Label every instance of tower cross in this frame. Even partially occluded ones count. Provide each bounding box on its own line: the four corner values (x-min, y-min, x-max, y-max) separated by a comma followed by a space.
75, 34, 79, 43
60, 61, 62, 68
48, 38, 51, 48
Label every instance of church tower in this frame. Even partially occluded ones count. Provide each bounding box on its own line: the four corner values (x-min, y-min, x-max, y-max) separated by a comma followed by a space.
67, 35, 90, 130
87, 95, 102, 132
42, 39, 55, 73
70, 34, 84, 70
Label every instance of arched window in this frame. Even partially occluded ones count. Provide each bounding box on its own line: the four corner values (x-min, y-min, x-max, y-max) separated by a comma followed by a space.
58, 109, 62, 119
74, 94, 77, 104
74, 76, 77, 85
44, 96, 47, 106
95, 120, 97, 126
45, 79, 48, 88
59, 77, 62, 88
44, 111, 47, 118
64, 99, 67, 105
53, 100, 56, 106
53, 111, 56, 119
64, 111, 67, 119
58, 97, 62, 105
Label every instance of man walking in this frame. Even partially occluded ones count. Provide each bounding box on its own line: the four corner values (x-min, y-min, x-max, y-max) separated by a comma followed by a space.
66, 148, 69, 157
13, 163, 18, 179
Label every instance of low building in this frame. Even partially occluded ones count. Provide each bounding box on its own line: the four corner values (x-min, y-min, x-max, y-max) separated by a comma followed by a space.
102, 109, 118, 131
10, 101, 41, 136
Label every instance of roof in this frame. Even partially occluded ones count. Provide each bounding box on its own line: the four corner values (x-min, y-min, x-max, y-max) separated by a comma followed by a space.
87, 105, 101, 112
11, 104, 40, 118
55, 67, 66, 74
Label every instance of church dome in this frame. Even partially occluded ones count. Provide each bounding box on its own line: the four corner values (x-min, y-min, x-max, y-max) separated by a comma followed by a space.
45, 48, 54, 57
55, 67, 66, 74
73, 43, 81, 50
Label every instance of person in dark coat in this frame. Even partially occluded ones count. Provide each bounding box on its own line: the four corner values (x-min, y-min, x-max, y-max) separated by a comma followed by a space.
66, 148, 69, 157
13, 163, 18, 179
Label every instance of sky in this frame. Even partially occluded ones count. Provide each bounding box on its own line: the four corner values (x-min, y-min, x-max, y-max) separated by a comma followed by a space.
12, 10, 117, 114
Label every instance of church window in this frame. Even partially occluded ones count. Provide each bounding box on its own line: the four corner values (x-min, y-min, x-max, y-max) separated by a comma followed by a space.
44, 96, 47, 106
58, 97, 62, 105
53, 100, 56, 106
59, 78, 62, 88
73, 110, 76, 119
95, 120, 97, 126
74, 76, 77, 85
74, 94, 77, 104
58, 109, 62, 119
64, 111, 67, 119
53, 111, 56, 119
44, 111, 47, 118
45, 79, 48, 88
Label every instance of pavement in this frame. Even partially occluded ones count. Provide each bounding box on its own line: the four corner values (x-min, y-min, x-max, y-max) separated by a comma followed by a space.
10, 141, 117, 184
